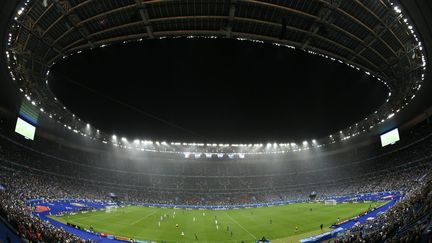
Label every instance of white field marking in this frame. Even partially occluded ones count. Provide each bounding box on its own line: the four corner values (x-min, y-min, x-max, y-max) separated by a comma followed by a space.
129, 210, 159, 225
63, 211, 109, 221
85, 224, 253, 243
224, 211, 256, 239
63, 211, 137, 226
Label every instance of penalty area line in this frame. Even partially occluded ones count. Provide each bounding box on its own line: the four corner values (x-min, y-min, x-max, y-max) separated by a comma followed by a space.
224, 211, 256, 239
130, 209, 159, 225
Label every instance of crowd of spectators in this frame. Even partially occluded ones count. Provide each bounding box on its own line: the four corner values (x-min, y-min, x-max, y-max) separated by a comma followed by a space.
332, 171, 432, 243
0, 121, 431, 241
0, 169, 94, 242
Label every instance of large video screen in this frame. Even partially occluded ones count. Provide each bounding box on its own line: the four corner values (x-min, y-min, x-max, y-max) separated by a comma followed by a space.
380, 128, 400, 147
15, 117, 36, 140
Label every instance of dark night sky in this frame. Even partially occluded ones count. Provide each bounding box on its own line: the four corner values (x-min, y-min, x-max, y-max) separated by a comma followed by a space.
49, 39, 388, 143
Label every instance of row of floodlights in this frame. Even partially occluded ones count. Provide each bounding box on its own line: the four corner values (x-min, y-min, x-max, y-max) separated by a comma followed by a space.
110, 135, 319, 148
9, 47, 417, 154
5, 0, 427, 155
17, 91, 326, 151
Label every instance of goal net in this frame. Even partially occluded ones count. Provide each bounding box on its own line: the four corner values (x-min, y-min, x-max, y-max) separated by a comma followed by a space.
324, 199, 337, 205
105, 205, 118, 213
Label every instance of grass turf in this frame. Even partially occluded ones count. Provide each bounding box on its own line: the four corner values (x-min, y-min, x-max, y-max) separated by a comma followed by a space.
51, 202, 385, 243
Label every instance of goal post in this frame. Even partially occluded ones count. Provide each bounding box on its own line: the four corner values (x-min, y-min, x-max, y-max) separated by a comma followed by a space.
105, 205, 118, 213
324, 199, 337, 205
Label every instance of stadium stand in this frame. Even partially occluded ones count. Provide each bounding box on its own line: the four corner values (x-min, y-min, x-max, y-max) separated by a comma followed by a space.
332, 173, 432, 243
1, 0, 431, 241
0, 121, 432, 241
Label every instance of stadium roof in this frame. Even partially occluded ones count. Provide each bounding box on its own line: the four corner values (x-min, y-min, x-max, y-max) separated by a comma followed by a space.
1, 0, 430, 153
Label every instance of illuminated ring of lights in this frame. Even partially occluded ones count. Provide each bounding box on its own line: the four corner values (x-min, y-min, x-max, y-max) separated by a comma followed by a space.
4, 0, 427, 155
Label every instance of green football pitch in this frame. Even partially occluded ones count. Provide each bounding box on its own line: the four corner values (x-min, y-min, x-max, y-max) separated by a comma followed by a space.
51, 202, 385, 243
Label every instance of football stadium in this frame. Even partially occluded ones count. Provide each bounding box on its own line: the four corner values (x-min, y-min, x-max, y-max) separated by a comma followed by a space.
0, 0, 432, 243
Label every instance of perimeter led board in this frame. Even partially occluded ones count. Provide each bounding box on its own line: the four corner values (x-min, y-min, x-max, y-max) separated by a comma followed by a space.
380, 128, 400, 147
15, 117, 36, 140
